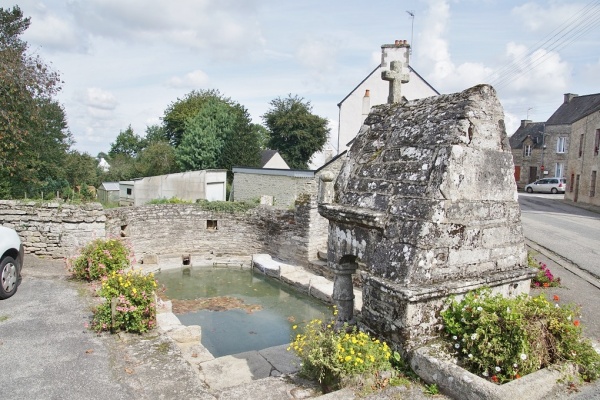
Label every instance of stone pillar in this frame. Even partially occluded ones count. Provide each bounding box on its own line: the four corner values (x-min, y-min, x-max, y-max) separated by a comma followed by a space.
318, 172, 335, 204
332, 263, 357, 329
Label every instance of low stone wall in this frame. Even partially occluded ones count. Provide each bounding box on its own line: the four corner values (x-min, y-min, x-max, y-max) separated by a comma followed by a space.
105, 203, 314, 268
0, 200, 106, 258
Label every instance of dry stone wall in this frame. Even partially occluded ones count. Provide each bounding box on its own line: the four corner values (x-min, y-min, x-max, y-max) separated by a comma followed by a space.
0, 200, 106, 258
105, 203, 314, 267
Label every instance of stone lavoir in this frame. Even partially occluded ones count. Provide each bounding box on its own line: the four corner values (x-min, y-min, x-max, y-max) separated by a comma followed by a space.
319, 84, 535, 352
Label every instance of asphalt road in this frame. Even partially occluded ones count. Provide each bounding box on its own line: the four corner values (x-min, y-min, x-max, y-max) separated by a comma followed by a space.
518, 193, 600, 279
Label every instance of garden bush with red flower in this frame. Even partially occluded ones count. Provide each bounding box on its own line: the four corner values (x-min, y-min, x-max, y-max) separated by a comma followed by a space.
442, 288, 600, 384
69, 238, 131, 281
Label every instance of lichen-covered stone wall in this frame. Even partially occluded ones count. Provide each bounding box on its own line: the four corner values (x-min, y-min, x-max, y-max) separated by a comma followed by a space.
0, 200, 106, 258
320, 85, 534, 350
105, 203, 314, 267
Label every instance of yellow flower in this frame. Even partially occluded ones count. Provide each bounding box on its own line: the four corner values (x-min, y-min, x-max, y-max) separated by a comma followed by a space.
345, 355, 352, 361
292, 325, 297, 330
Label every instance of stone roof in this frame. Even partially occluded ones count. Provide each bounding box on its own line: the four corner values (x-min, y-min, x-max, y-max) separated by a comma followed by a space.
546, 93, 600, 125
508, 121, 545, 150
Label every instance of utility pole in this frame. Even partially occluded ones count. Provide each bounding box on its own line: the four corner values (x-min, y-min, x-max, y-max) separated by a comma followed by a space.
406, 11, 415, 54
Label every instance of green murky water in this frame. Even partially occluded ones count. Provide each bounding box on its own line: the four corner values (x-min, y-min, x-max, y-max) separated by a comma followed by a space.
157, 267, 330, 357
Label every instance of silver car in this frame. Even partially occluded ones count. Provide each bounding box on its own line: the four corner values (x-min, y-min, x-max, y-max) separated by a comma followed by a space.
525, 177, 567, 194
0, 227, 24, 299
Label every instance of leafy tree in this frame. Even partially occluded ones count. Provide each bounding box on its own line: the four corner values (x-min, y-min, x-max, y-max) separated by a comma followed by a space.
136, 142, 176, 177
175, 97, 232, 171
163, 89, 223, 147
63, 151, 101, 187
251, 123, 270, 150
0, 6, 62, 196
144, 124, 168, 145
262, 95, 329, 169
109, 125, 143, 157
166, 90, 261, 173
101, 153, 137, 182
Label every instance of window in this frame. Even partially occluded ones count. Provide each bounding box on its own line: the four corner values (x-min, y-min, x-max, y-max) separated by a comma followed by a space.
556, 137, 566, 153
206, 220, 218, 230
592, 171, 597, 197
595, 130, 600, 156
523, 145, 532, 157
579, 134, 584, 157
555, 162, 564, 178
126, 188, 132, 195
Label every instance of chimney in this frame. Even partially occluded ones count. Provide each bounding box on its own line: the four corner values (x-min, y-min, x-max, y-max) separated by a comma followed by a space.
521, 119, 532, 128
381, 40, 411, 69
564, 93, 578, 104
362, 90, 371, 116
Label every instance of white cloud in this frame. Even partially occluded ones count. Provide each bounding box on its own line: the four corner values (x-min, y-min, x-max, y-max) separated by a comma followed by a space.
296, 40, 336, 73
80, 88, 118, 110
166, 70, 210, 89
512, 2, 582, 32
418, 0, 492, 92
67, 0, 266, 58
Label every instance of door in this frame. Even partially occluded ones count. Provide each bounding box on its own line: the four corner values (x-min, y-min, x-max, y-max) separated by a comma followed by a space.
574, 175, 580, 202
528, 166, 537, 184
514, 166, 521, 182
206, 182, 225, 201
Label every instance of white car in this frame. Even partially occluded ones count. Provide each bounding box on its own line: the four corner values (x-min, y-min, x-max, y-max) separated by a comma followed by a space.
525, 178, 567, 194
0, 227, 24, 299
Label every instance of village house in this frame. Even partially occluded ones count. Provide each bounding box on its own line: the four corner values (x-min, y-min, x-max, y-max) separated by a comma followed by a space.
335, 40, 438, 155
510, 93, 600, 194
562, 93, 600, 207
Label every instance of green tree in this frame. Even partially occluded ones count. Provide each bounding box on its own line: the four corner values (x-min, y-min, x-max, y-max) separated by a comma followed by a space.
166, 90, 261, 173
63, 150, 101, 188
175, 97, 231, 171
109, 125, 143, 157
0, 6, 62, 197
262, 95, 329, 169
251, 123, 270, 150
144, 124, 168, 145
136, 142, 176, 177
163, 89, 222, 147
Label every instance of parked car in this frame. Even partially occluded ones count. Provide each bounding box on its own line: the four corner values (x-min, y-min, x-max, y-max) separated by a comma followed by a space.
0, 227, 24, 299
525, 177, 567, 194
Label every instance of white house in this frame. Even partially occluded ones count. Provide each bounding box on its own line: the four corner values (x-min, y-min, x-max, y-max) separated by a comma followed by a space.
260, 150, 290, 169
119, 170, 227, 206
336, 40, 439, 154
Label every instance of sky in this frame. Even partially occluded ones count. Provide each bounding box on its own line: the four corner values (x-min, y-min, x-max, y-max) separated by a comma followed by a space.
12, 0, 600, 159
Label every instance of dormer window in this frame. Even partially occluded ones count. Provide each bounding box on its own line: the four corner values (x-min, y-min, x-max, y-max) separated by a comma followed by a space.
523, 145, 532, 157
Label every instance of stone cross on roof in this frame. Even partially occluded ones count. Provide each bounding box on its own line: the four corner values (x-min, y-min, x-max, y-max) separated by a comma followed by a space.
382, 60, 410, 104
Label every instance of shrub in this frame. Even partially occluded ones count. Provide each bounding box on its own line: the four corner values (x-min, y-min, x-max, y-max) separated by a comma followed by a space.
529, 253, 561, 288
147, 197, 193, 204
441, 288, 600, 384
289, 316, 394, 392
91, 269, 158, 333
70, 238, 131, 281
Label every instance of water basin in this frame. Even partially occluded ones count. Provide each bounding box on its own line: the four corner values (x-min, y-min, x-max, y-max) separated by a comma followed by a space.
157, 266, 330, 357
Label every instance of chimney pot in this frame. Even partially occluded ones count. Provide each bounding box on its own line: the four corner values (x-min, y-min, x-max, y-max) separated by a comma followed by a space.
395, 40, 400, 45
364, 89, 370, 97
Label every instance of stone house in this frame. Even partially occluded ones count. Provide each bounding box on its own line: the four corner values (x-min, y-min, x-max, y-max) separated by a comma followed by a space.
509, 120, 545, 189
336, 40, 438, 155
510, 93, 600, 191
119, 170, 227, 206
563, 93, 600, 207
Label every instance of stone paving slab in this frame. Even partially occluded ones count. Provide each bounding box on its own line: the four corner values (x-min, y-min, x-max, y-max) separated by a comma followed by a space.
258, 344, 301, 375
218, 376, 318, 400
199, 350, 274, 391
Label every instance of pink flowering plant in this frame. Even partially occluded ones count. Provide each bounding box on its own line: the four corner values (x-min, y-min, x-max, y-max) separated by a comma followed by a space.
69, 238, 131, 281
528, 253, 560, 288
91, 269, 158, 333
441, 288, 600, 384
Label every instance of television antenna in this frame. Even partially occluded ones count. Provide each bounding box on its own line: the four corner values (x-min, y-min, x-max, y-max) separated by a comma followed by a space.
406, 10, 415, 54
